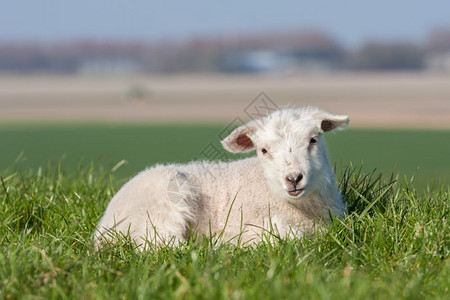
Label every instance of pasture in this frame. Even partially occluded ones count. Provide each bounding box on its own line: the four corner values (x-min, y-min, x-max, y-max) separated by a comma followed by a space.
0, 123, 449, 299
0, 124, 448, 186
0, 73, 449, 298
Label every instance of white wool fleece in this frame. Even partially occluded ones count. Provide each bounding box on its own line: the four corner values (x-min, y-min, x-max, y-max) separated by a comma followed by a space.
94, 106, 349, 249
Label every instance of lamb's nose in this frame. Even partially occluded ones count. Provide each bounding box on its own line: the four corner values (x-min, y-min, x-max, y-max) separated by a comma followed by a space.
286, 173, 303, 185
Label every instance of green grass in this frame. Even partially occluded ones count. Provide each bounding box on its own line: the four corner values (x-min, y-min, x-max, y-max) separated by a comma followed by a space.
0, 124, 449, 186
0, 124, 449, 298
0, 164, 448, 299
326, 129, 450, 187
0, 123, 224, 178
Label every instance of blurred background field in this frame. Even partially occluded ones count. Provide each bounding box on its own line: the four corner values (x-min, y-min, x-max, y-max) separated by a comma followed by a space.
1, 2, 449, 299
1, 0, 449, 184
0, 73, 449, 128
0, 123, 449, 188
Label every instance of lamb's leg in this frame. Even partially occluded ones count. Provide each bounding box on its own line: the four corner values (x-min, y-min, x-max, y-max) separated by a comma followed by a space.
94, 168, 198, 250
135, 169, 199, 249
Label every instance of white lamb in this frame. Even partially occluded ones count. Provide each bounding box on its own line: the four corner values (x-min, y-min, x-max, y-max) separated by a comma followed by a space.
94, 106, 349, 248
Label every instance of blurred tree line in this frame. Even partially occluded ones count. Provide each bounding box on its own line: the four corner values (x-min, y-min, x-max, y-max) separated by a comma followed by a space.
0, 28, 449, 74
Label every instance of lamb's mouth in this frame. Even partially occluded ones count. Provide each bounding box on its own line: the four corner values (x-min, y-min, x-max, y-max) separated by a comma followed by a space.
287, 188, 305, 197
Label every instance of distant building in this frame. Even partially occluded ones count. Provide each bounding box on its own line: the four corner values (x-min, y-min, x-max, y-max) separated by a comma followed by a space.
222, 49, 338, 74
425, 53, 450, 72
425, 28, 450, 72
222, 51, 286, 73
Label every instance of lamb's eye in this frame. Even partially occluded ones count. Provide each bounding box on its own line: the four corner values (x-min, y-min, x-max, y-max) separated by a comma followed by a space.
261, 148, 268, 155
310, 137, 318, 144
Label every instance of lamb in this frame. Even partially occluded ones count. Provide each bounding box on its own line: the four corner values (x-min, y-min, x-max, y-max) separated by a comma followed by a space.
94, 106, 349, 249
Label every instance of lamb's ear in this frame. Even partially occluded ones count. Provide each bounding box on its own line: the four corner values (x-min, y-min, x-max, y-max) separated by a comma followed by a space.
315, 112, 350, 133
221, 123, 257, 153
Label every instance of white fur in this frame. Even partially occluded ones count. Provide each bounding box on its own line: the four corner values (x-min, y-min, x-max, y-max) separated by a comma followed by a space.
94, 106, 349, 249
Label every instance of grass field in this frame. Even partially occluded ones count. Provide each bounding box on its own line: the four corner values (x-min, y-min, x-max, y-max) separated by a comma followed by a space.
0, 124, 449, 186
0, 124, 449, 299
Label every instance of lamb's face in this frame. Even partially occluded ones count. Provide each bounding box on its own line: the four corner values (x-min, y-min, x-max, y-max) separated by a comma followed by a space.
251, 118, 329, 200
221, 107, 349, 201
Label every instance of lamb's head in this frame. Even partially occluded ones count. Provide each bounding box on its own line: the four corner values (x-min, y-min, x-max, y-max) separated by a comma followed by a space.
221, 107, 349, 201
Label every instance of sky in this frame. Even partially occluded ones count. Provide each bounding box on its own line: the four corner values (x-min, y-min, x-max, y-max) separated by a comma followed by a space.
1, 0, 449, 46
